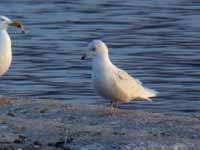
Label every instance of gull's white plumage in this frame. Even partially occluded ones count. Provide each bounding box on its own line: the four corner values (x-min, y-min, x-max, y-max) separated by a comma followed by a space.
0, 16, 12, 76
83, 40, 158, 105
0, 29, 12, 76
0, 16, 24, 76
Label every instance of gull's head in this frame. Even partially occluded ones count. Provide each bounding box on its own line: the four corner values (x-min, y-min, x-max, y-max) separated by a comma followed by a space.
0, 16, 26, 33
81, 40, 108, 60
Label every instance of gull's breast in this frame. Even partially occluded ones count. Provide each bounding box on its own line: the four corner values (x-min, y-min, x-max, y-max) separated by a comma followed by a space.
92, 66, 130, 103
0, 49, 12, 76
0, 31, 12, 76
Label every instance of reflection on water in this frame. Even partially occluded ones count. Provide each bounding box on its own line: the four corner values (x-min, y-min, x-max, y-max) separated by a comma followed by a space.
0, 0, 200, 115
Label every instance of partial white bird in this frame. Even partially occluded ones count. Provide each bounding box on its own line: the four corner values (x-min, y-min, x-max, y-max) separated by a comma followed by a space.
81, 40, 158, 109
0, 16, 25, 76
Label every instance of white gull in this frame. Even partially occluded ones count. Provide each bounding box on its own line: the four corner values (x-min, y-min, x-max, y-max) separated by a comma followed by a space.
0, 15, 25, 76
81, 40, 158, 109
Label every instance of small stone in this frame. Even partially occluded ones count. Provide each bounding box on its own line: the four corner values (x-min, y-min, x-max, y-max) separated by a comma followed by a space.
7, 111, 15, 117
39, 108, 48, 113
65, 137, 73, 144
48, 138, 65, 148
34, 140, 43, 146
14, 135, 26, 144
113, 131, 125, 136
34, 145, 40, 149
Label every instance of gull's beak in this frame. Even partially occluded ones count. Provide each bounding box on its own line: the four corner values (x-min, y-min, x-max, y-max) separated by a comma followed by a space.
9, 21, 26, 34
81, 54, 87, 60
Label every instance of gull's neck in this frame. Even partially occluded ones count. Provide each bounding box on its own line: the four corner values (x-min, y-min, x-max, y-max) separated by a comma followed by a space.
0, 29, 11, 51
0, 29, 8, 34
92, 52, 113, 70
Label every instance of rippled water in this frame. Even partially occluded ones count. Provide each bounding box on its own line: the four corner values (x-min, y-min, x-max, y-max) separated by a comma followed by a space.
1, 0, 200, 115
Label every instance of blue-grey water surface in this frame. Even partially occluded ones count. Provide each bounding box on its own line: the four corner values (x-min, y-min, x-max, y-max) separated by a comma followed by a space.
1, 0, 200, 115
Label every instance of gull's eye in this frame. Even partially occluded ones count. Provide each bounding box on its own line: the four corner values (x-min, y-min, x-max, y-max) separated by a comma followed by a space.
92, 47, 95, 51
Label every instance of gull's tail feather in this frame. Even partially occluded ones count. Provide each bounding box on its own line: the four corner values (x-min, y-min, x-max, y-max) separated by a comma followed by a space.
142, 87, 158, 101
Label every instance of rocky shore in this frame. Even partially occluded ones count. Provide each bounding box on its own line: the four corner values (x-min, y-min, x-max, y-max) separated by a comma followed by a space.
0, 98, 199, 150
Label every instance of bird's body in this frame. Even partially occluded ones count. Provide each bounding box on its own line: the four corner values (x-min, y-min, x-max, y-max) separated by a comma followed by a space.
0, 16, 25, 77
92, 46, 157, 103
0, 30, 12, 76
82, 40, 157, 107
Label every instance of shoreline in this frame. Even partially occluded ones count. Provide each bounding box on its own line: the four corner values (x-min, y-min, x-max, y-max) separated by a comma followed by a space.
0, 98, 199, 150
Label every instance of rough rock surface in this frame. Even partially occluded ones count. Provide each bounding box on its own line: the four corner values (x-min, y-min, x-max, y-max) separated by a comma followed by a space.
0, 98, 199, 150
